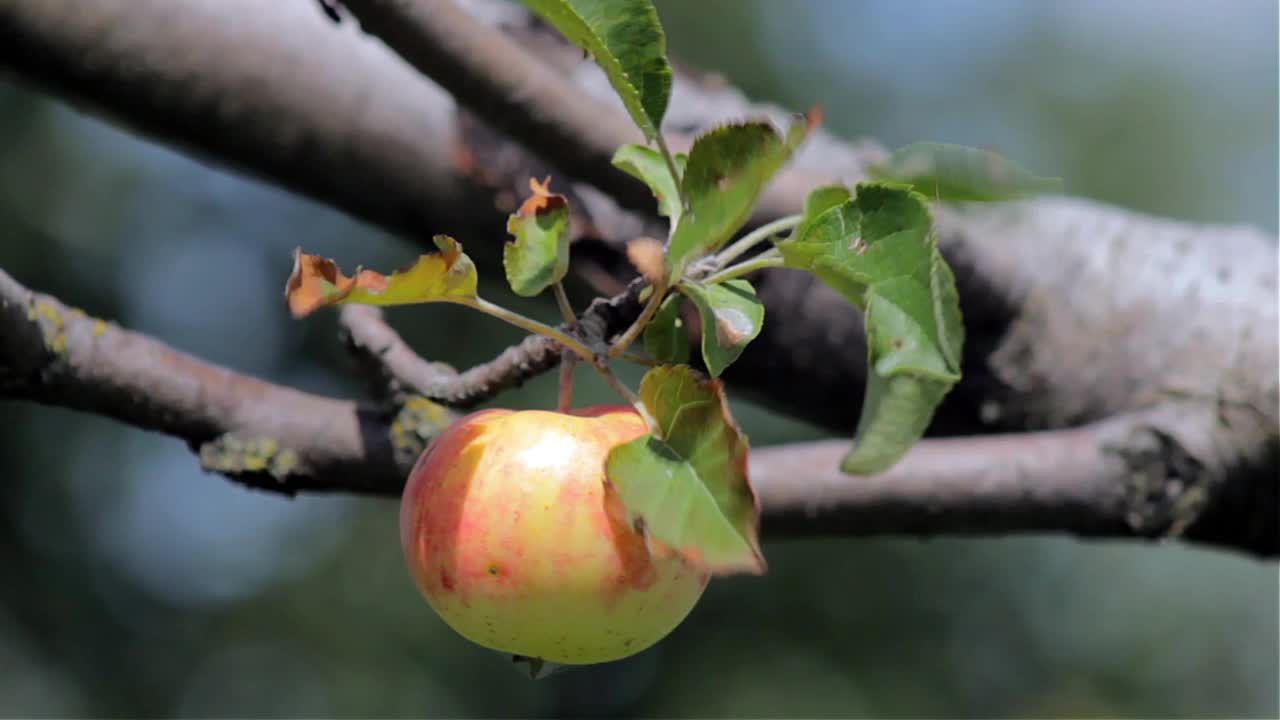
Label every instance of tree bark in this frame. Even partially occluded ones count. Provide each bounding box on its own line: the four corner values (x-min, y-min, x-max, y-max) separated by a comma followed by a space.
0, 0, 1274, 556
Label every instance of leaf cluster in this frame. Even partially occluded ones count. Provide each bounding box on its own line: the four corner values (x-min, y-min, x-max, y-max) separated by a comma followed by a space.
282, 0, 1059, 579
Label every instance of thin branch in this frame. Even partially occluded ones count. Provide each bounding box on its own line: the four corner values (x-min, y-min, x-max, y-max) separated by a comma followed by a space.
1, 266, 1272, 557
339, 304, 558, 408
0, 267, 415, 494
336, 280, 650, 409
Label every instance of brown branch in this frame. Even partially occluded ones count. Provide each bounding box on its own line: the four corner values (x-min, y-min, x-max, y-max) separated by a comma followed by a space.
0, 267, 416, 495
0, 0, 1275, 557
2, 267, 1274, 557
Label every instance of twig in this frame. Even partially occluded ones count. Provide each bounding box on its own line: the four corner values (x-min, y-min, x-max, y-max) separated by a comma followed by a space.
552, 282, 576, 326
607, 283, 666, 358
701, 250, 785, 285
337, 282, 648, 409
715, 216, 801, 268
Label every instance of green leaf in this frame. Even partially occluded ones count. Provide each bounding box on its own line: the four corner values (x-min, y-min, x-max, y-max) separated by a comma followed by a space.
519, 0, 671, 139
605, 365, 763, 575
776, 182, 964, 474
777, 183, 934, 309
612, 143, 686, 226
841, 369, 951, 475
666, 114, 813, 279
503, 177, 571, 297
869, 142, 1062, 202
801, 184, 852, 222
285, 235, 477, 317
677, 278, 764, 377
643, 293, 690, 363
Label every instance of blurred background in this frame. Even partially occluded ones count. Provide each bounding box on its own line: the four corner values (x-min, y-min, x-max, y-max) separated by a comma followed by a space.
1, 0, 1276, 717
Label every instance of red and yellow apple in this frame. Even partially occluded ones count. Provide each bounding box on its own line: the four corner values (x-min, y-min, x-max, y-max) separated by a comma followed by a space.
400, 404, 708, 664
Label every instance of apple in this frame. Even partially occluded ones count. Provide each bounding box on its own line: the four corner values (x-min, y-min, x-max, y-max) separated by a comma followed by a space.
400, 404, 709, 664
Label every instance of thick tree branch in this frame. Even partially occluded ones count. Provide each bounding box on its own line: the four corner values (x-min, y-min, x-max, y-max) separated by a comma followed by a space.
0, 0, 1274, 557
338, 0, 655, 216
2, 266, 1272, 557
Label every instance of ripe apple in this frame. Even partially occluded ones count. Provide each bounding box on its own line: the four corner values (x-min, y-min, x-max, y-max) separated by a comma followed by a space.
400, 404, 709, 665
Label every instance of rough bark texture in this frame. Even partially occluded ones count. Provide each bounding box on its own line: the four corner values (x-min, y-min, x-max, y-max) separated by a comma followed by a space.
0, 0, 1275, 556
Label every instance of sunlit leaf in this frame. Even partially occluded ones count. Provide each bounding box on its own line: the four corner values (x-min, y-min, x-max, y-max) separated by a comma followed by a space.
605, 365, 763, 575
504, 177, 570, 297
613, 143, 686, 226
643, 293, 690, 363
869, 142, 1062, 202
519, 0, 671, 139
776, 182, 964, 474
677, 278, 763, 377
285, 235, 477, 318
666, 111, 817, 279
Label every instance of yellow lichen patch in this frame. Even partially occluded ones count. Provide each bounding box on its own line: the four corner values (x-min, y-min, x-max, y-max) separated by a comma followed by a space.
27, 299, 68, 355
390, 395, 454, 469
92, 319, 108, 337
199, 433, 300, 481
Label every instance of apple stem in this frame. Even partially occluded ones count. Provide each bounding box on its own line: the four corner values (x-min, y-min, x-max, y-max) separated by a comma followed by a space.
557, 351, 577, 413
592, 358, 658, 434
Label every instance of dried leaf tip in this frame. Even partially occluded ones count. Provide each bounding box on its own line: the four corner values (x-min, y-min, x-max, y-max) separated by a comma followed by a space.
285, 247, 354, 318
516, 176, 567, 218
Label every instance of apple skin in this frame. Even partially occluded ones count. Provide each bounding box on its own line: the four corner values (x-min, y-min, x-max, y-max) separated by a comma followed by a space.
400, 404, 709, 664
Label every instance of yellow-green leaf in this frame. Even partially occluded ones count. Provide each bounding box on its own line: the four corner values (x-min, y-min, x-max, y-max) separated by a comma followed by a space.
285, 235, 477, 317
504, 177, 571, 297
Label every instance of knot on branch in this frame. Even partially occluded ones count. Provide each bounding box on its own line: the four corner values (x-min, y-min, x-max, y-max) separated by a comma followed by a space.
1111, 425, 1213, 540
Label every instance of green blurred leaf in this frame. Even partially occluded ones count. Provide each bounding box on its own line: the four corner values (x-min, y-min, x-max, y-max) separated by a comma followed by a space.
643, 293, 690, 363
667, 114, 813, 278
285, 235, 477, 317
798, 184, 852, 229
503, 178, 571, 297
869, 142, 1062, 202
519, 0, 671, 139
613, 143, 687, 226
776, 182, 964, 474
678, 278, 763, 377
605, 365, 763, 575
